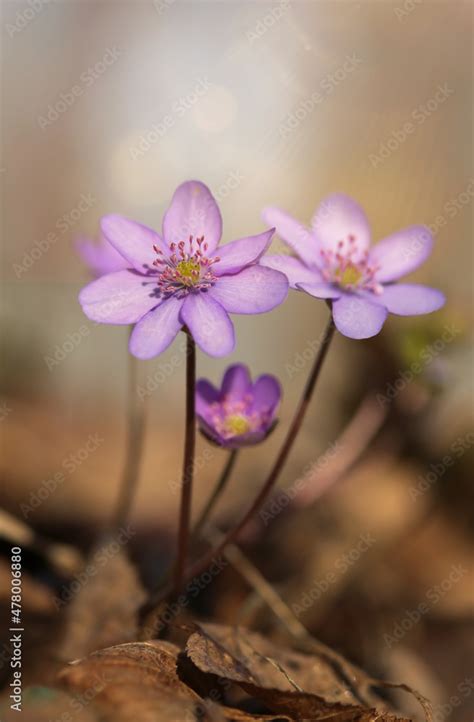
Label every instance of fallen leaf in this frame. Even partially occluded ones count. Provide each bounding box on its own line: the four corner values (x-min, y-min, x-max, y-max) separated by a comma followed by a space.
185, 623, 411, 721
59, 640, 201, 721
58, 536, 146, 661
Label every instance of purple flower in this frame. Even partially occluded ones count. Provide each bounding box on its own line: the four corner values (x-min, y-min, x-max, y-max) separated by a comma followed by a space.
76, 232, 129, 277
79, 181, 288, 358
196, 364, 281, 448
261, 194, 445, 339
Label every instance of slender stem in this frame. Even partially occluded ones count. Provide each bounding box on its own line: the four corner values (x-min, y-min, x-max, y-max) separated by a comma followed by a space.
185, 315, 335, 582
139, 315, 335, 632
111, 330, 146, 531
173, 332, 196, 596
191, 449, 238, 541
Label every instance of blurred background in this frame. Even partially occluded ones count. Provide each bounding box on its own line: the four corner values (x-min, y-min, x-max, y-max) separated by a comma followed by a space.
1, 1, 473, 720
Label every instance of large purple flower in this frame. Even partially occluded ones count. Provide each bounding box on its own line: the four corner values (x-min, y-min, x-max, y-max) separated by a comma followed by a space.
261, 194, 445, 339
79, 181, 288, 358
196, 364, 281, 448
76, 232, 129, 277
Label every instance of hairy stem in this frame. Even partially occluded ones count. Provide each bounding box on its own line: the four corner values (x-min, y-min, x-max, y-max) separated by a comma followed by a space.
173, 332, 196, 596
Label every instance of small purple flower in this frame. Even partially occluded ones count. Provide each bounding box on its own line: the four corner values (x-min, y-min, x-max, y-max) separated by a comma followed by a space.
261, 194, 445, 339
79, 181, 288, 358
76, 232, 129, 277
196, 364, 281, 448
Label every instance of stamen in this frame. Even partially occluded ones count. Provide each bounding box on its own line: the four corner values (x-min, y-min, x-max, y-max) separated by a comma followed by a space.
320, 234, 382, 293
152, 235, 220, 297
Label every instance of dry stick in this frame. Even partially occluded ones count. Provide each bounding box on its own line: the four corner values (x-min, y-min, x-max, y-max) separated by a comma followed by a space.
140, 315, 334, 628
111, 332, 146, 531
202, 525, 378, 707
191, 449, 239, 542
185, 315, 335, 584
173, 332, 197, 596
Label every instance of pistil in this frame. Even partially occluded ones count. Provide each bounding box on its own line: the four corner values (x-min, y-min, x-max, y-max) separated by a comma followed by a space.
152, 235, 220, 297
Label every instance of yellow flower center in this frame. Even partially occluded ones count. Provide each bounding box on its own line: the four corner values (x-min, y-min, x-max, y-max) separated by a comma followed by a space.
223, 414, 251, 436
337, 262, 362, 287
176, 259, 201, 285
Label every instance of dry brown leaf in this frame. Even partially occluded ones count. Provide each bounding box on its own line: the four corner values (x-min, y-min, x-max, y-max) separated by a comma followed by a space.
59, 639, 201, 721
57, 639, 301, 721
58, 537, 146, 661
185, 623, 411, 722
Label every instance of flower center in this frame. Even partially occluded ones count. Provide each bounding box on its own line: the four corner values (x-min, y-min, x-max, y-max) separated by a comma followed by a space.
210, 396, 263, 441
336, 262, 363, 288
152, 235, 220, 297
176, 259, 201, 284
222, 414, 251, 436
320, 234, 382, 294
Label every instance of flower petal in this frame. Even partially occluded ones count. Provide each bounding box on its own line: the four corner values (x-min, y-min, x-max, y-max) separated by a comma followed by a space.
162, 180, 222, 252
214, 229, 274, 276
196, 379, 220, 418
379, 283, 445, 315
260, 254, 322, 289
197, 416, 227, 446
369, 226, 433, 282
311, 193, 371, 259
332, 294, 387, 339
129, 296, 184, 359
101, 215, 165, 273
297, 281, 342, 299
79, 270, 161, 324
222, 364, 252, 397
76, 234, 129, 277
262, 206, 317, 267
181, 293, 235, 357
252, 375, 281, 415
209, 266, 288, 314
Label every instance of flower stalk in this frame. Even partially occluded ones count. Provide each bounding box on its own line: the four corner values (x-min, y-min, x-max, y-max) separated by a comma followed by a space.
173, 331, 197, 596
184, 314, 335, 582
139, 314, 335, 631
111, 330, 146, 531
191, 449, 238, 541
